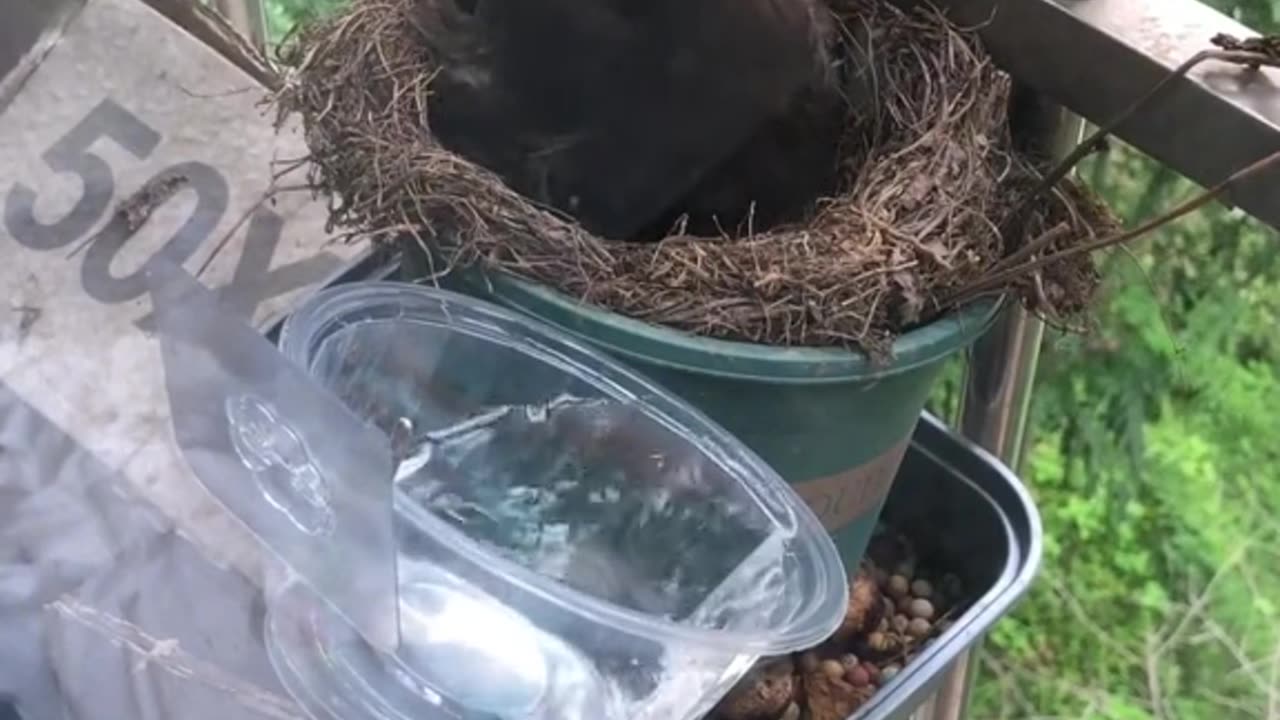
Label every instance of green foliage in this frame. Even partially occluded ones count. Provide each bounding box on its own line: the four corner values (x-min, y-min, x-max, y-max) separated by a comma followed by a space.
264, 0, 347, 42
969, 1, 1280, 716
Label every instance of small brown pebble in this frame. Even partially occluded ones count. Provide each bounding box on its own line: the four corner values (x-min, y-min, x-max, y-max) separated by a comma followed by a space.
821, 659, 845, 680
910, 578, 934, 599
887, 574, 910, 599
882, 664, 902, 681
779, 702, 801, 720
907, 617, 932, 638
867, 631, 894, 652
892, 614, 910, 633
799, 651, 821, 673
909, 598, 935, 620
840, 654, 861, 673
847, 665, 871, 687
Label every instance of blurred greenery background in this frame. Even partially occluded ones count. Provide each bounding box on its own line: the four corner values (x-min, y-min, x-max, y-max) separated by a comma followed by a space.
260, 0, 1280, 716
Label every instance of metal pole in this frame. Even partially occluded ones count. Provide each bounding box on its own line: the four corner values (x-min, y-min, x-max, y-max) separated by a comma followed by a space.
957, 308, 1046, 466
907, 306, 1046, 720
209, 0, 267, 51
912, 93, 1085, 720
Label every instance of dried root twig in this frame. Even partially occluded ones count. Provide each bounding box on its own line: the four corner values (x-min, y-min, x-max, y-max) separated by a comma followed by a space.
1002, 38, 1280, 244
950, 145, 1280, 305
956, 34, 1280, 308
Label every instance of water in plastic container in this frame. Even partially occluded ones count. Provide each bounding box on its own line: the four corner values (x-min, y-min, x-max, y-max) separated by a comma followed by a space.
273, 282, 846, 720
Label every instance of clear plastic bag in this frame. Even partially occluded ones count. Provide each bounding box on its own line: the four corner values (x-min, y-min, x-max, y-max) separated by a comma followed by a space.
0, 379, 290, 720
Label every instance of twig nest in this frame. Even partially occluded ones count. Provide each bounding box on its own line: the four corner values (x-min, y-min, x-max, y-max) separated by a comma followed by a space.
274, 0, 1114, 357
716, 657, 797, 720
833, 569, 882, 641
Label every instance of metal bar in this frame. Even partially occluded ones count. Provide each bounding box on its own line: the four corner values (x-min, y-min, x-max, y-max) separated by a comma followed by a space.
911, 93, 1086, 720
931, 0, 1280, 233
209, 0, 268, 51
903, 3, 1280, 713
908, 308, 1046, 720
956, 306, 1046, 467
139, 0, 279, 89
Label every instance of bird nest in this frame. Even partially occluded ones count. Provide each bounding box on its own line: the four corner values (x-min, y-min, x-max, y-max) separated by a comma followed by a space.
274, 0, 1115, 357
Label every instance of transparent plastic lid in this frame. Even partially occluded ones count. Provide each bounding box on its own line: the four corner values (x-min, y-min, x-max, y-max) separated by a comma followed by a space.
148, 263, 401, 655
278, 281, 847, 660
269, 282, 849, 720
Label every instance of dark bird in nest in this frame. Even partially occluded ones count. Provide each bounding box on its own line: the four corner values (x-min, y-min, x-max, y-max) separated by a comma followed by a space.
418, 0, 845, 241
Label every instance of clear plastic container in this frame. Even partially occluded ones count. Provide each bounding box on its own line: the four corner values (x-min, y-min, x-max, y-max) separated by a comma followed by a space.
274, 282, 846, 720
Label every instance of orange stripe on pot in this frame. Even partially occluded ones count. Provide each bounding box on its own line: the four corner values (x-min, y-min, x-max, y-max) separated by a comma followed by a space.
791, 437, 911, 532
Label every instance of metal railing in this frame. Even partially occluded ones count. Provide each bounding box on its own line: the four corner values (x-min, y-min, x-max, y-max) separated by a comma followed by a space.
912, 103, 1084, 720
207, 0, 267, 51
923, 1, 1280, 718
935, 0, 1280, 232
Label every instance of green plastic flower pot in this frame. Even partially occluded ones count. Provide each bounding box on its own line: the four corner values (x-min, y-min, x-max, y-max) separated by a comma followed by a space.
445, 269, 1002, 570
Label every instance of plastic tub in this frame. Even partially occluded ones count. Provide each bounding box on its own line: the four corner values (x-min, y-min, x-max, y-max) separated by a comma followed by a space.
274, 282, 848, 720
851, 413, 1042, 720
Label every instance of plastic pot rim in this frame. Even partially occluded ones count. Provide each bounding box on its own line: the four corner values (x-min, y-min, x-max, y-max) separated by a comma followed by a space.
476, 271, 1006, 384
